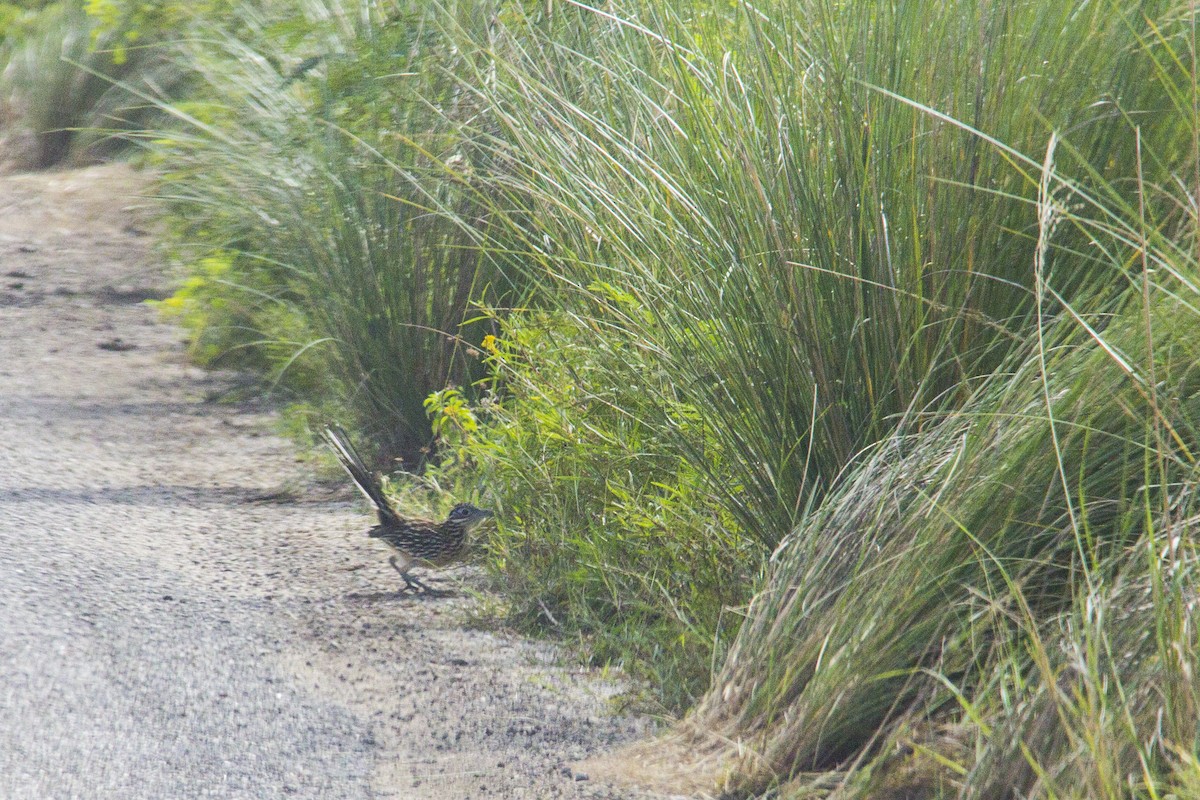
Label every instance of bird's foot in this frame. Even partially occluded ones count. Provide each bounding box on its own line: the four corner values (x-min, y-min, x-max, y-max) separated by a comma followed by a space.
402, 573, 435, 593
388, 557, 450, 596
405, 575, 455, 597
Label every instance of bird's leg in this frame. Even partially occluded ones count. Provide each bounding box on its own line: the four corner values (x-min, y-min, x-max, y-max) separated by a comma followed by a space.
388, 555, 420, 593
405, 573, 435, 593
388, 556, 441, 594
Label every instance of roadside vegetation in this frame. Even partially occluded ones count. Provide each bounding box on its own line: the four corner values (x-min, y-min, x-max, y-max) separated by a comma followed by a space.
0, 0, 182, 169
3, 0, 1197, 795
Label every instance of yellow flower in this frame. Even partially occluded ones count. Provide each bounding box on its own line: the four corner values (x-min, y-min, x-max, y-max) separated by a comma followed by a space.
481, 334, 498, 355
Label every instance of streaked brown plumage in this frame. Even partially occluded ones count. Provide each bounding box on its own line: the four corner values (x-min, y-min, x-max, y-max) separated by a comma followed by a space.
324, 426, 493, 592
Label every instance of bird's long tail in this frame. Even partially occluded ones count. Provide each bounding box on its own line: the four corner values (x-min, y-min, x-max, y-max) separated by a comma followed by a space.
323, 426, 399, 526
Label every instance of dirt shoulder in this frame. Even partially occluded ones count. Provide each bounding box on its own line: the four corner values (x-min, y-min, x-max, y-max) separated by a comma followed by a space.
0, 164, 665, 799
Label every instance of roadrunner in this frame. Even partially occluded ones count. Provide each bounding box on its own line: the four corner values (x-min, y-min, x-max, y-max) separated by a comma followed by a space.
324, 426, 493, 593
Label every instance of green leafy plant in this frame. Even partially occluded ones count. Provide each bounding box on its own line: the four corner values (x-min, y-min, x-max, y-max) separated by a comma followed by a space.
447, 303, 754, 710
424, 387, 480, 469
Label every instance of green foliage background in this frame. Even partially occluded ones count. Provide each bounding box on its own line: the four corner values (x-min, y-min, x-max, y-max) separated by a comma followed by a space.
0, 0, 185, 168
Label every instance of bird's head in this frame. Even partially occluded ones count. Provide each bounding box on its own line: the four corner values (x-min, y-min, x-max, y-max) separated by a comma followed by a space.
446, 502, 495, 529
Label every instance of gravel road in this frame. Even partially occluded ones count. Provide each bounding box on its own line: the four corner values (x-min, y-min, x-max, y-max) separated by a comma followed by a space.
0, 165, 659, 799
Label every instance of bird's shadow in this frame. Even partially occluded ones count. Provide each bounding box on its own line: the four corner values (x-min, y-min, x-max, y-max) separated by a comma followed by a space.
344, 588, 458, 603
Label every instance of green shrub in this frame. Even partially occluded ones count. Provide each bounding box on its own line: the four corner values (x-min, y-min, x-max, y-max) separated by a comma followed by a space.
444, 303, 754, 709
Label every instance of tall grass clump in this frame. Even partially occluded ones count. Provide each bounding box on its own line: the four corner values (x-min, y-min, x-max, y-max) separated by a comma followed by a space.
434, 0, 1197, 707
656, 50, 1200, 800
0, 0, 182, 169
673, 285, 1200, 796
149, 0, 514, 461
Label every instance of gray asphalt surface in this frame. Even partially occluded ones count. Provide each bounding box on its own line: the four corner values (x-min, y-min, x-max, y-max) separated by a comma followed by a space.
0, 167, 375, 799
0, 508, 373, 799
0, 166, 657, 800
